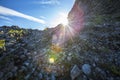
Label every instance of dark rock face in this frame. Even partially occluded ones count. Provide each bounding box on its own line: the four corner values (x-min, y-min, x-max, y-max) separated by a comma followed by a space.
0, 0, 120, 80
67, 0, 120, 80
69, 0, 120, 19
68, 0, 120, 31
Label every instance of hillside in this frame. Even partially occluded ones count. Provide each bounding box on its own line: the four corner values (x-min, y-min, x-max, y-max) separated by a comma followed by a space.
0, 0, 120, 80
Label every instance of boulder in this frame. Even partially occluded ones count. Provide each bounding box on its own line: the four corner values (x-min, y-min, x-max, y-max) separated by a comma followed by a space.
82, 64, 91, 75
71, 65, 81, 80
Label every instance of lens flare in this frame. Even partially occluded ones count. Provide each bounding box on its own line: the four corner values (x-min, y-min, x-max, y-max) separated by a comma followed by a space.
51, 12, 69, 27
49, 58, 55, 63
61, 16, 68, 26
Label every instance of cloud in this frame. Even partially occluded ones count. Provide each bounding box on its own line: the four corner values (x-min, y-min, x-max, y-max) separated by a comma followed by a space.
0, 15, 13, 21
33, 0, 60, 5
3, 21, 12, 24
40, 16, 46, 19
0, 6, 45, 24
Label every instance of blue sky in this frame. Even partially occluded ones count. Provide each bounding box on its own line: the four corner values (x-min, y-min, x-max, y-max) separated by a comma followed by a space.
0, 0, 74, 30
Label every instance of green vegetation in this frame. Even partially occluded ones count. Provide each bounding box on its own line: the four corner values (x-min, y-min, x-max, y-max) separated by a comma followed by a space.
44, 27, 49, 31
0, 31, 4, 34
93, 15, 104, 24
0, 39, 6, 50
101, 63, 120, 76
8, 29, 24, 37
90, 14, 105, 25
110, 65, 120, 76
0, 53, 13, 66
46, 49, 60, 63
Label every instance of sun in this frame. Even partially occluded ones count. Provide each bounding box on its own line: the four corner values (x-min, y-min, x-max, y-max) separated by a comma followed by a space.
59, 12, 69, 26
51, 12, 69, 27
61, 16, 68, 26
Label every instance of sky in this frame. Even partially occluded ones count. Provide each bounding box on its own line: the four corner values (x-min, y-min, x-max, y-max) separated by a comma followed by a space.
0, 0, 75, 30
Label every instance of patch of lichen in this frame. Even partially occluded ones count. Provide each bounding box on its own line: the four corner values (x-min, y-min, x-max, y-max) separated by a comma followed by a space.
8, 29, 27, 38
0, 39, 6, 51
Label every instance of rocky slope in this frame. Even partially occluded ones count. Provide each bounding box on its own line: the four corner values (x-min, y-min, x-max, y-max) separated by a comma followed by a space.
0, 0, 120, 80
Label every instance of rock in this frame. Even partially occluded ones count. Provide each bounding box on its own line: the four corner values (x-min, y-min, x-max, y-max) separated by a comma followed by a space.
82, 64, 91, 75
14, 55, 22, 66
51, 73, 56, 80
67, 56, 72, 61
68, 53, 72, 56
34, 51, 37, 55
95, 67, 106, 79
5, 72, 13, 79
21, 66, 27, 71
83, 75, 88, 80
71, 65, 81, 80
12, 66, 18, 74
38, 73, 43, 79
92, 63, 96, 67
0, 72, 3, 78
107, 77, 114, 80
25, 74, 31, 80
20, 55, 26, 61
23, 61, 30, 66
94, 57, 99, 62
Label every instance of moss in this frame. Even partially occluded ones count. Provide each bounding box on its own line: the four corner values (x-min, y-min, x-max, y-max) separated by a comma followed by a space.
0, 39, 6, 50
110, 65, 120, 76
93, 15, 104, 24
0, 54, 13, 66
0, 31, 4, 34
100, 63, 120, 76
8, 29, 24, 37
46, 49, 60, 62
63, 61, 72, 69
99, 47, 111, 53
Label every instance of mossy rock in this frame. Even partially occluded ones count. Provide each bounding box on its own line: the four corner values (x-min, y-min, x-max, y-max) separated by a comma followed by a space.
110, 65, 120, 76
100, 63, 120, 76
8, 29, 25, 37
0, 39, 6, 51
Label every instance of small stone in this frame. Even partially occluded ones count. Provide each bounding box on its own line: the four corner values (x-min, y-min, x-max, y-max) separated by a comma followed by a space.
51, 73, 56, 80
95, 67, 106, 79
82, 64, 91, 75
24, 61, 30, 66
107, 77, 114, 80
68, 53, 72, 56
38, 73, 43, 79
28, 56, 32, 59
0, 72, 3, 78
93, 63, 96, 67
21, 66, 27, 71
71, 65, 81, 80
67, 56, 72, 61
25, 74, 31, 80
94, 57, 99, 62
12, 66, 18, 73
34, 51, 37, 55
6, 72, 13, 78
83, 75, 88, 80
20, 55, 26, 59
